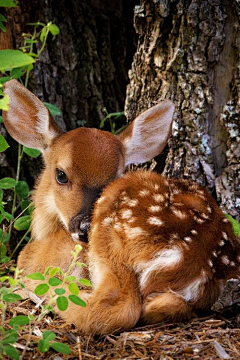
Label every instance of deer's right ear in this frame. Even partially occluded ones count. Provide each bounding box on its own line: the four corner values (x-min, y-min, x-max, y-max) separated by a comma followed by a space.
2, 80, 63, 151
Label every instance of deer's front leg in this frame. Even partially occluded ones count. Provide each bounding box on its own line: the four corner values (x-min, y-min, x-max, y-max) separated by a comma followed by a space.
60, 262, 142, 335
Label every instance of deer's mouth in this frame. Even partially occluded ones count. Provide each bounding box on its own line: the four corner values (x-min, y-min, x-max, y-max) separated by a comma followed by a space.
69, 213, 91, 243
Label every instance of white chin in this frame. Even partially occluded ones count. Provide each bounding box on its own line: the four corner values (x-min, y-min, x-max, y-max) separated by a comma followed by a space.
71, 233, 80, 242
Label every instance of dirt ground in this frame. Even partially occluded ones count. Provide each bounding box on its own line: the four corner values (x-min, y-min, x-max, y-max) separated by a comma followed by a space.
5, 298, 240, 360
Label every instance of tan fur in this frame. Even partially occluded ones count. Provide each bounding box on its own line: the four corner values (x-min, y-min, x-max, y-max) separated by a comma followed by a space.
3, 80, 240, 335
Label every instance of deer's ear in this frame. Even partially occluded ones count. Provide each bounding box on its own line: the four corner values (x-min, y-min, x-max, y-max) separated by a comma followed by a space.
3, 80, 62, 151
117, 100, 175, 166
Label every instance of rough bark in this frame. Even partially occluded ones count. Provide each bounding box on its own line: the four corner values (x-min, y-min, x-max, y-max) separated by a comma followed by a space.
125, 0, 240, 220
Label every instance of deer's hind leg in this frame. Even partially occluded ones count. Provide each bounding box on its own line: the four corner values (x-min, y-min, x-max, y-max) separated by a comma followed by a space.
140, 292, 192, 324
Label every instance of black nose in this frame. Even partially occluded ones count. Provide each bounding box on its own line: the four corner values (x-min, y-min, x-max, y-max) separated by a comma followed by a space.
69, 213, 91, 242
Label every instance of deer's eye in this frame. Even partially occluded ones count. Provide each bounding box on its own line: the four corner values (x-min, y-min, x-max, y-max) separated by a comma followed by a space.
56, 168, 68, 184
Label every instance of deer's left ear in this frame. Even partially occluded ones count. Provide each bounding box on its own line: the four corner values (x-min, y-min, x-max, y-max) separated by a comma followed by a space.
117, 101, 175, 166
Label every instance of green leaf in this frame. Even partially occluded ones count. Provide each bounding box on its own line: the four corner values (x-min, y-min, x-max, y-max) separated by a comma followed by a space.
225, 214, 240, 237
27, 272, 45, 281
49, 267, 61, 277
56, 296, 68, 311
2, 329, 18, 344
42, 330, 56, 341
38, 339, 50, 353
0, 50, 35, 72
0, 76, 11, 84
3, 293, 22, 303
54, 288, 65, 295
68, 282, 79, 295
0, 1, 18, 7
0, 177, 16, 189
0, 229, 10, 243
44, 102, 61, 118
15, 181, 29, 199
2, 345, 19, 360
49, 277, 62, 286
78, 278, 93, 287
34, 283, 49, 296
23, 146, 41, 158
65, 275, 76, 282
40, 26, 48, 42
0, 13, 7, 32
48, 24, 60, 36
0, 115, 3, 123
0, 94, 9, 110
0, 135, 9, 152
68, 295, 86, 307
51, 342, 71, 355
14, 215, 31, 231
21, 199, 32, 214
1, 244, 7, 258
4, 211, 14, 221
10, 65, 27, 79
9, 315, 30, 327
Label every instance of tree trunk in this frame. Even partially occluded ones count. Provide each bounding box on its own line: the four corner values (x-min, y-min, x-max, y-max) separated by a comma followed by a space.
0, 0, 137, 182
125, 0, 239, 220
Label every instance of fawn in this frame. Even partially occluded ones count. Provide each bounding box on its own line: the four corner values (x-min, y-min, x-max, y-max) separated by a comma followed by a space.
3, 80, 240, 335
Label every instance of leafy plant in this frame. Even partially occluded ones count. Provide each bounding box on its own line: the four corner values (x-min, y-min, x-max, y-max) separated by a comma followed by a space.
225, 214, 240, 237
100, 107, 125, 134
0, 0, 18, 33
0, 20, 60, 265
0, 245, 89, 359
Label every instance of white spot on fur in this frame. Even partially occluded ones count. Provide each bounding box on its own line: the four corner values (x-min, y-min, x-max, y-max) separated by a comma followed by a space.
230, 261, 235, 267
121, 209, 133, 220
219, 240, 225, 247
190, 229, 198, 235
154, 184, 159, 190
149, 205, 161, 213
147, 216, 164, 226
128, 199, 138, 207
212, 251, 217, 258
207, 206, 212, 213
194, 216, 205, 224
222, 232, 228, 240
201, 213, 210, 220
208, 259, 213, 267
184, 237, 192, 242
113, 222, 122, 232
223, 218, 229, 223
102, 217, 112, 226
172, 209, 187, 219
153, 194, 164, 202
127, 217, 136, 224
120, 195, 131, 205
222, 255, 230, 265
139, 189, 150, 197
123, 223, 147, 240
138, 247, 183, 287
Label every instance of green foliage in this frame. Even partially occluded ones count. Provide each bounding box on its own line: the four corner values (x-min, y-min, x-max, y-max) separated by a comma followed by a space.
0, 19, 61, 267
0, 245, 87, 358
0, 50, 35, 72
100, 108, 125, 134
38, 331, 70, 354
0, 1, 18, 33
225, 214, 240, 237
0, 134, 9, 152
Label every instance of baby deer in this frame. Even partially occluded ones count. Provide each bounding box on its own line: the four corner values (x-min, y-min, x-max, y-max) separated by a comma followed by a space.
3, 80, 240, 335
